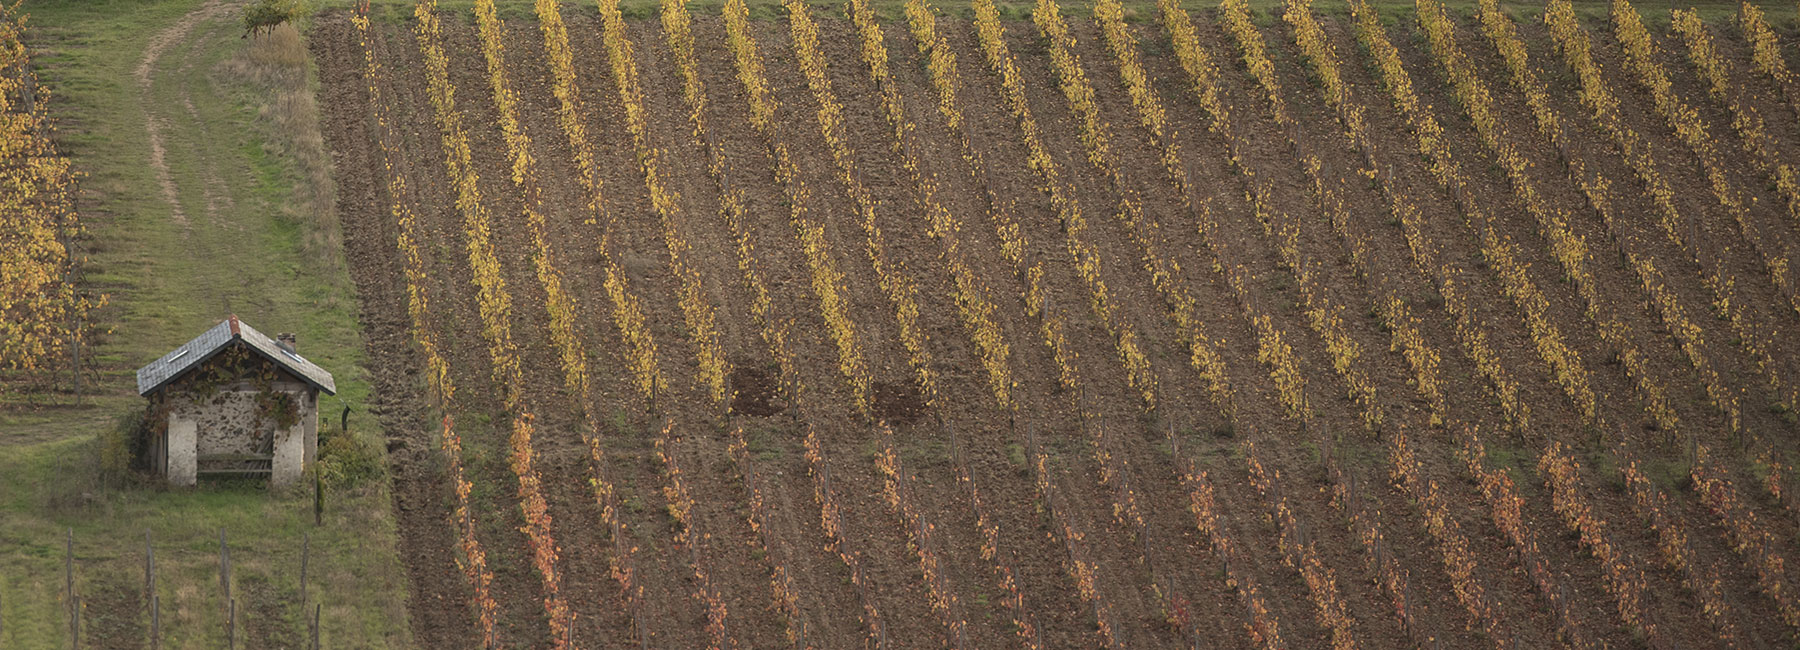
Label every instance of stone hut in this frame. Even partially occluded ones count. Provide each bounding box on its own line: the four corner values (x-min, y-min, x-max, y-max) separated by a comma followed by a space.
135, 316, 335, 488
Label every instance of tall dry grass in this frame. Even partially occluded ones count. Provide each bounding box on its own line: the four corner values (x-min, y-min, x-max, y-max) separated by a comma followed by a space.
223, 24, 343, 287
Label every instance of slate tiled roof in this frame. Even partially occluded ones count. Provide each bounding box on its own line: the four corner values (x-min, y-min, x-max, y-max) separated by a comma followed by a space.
135, 316, 337, 396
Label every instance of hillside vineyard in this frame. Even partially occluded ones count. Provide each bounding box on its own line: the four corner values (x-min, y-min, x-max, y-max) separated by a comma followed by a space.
0, 6, 99, 391
318, 0, 1800, 647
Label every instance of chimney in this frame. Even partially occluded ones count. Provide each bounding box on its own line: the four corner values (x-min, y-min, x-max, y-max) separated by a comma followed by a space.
277, 333, 297, 353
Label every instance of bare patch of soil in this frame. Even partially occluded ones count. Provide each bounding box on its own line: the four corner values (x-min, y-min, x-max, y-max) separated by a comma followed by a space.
728, 364, 783, 417
82, 573, 144, 650
871, 380, 926, 426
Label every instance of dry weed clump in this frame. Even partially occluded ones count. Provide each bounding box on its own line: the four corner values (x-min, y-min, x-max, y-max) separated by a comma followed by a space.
223, 24, 341, 286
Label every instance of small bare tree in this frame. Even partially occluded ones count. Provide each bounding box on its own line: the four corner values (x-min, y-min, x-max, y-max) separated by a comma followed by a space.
241, 0, 299, 39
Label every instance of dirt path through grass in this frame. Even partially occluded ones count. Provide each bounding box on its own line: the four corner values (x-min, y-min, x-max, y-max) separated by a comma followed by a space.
1, 0, 411, 646
135, 0, 232, 233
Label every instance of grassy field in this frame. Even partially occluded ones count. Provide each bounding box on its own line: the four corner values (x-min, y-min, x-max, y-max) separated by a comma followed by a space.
0, 0, 409, 647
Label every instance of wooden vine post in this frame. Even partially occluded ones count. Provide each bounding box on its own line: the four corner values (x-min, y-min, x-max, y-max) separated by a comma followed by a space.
315, 471, 323, 526
300, 532, 309, 615
143, 531, 153, 597
218, 529, 231, 647
70, 312, 80, 406
144, 530, 156, 649
65, 528, 77, 650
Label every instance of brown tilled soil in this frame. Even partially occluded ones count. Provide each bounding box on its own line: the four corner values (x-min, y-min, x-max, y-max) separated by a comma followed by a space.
82, 573, 144, 650
315, 6, 1800, 649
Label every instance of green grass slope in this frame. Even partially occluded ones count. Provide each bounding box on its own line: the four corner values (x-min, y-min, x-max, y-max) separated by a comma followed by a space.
0, 0, 410, 647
